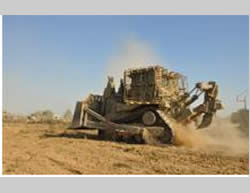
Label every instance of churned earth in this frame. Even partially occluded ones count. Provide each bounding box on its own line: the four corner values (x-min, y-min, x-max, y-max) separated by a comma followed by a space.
2, 122, 249, 175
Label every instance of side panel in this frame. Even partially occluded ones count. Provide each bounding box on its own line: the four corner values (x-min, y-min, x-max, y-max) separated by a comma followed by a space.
123, 68, 158, 103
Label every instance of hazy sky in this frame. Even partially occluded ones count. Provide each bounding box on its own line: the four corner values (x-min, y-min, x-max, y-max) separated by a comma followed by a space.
3, 15, 249, 116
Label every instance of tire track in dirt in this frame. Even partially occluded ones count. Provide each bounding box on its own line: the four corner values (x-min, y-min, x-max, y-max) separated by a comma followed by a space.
46, 157, 82, 175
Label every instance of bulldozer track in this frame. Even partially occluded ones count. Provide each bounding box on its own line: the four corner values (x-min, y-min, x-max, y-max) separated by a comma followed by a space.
110, 106, 175, 144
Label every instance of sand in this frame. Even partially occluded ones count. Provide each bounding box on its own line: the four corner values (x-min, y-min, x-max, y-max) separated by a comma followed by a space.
2, 121, 248, 175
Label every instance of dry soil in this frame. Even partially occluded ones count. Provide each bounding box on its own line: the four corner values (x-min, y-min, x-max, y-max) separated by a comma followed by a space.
2, 122, 249, 175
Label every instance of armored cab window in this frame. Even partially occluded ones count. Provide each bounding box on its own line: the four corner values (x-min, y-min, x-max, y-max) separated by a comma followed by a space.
131, 72, 145, 86
141, 73, 146, 83
131, 74, 138, 86
148, 70, 154, 84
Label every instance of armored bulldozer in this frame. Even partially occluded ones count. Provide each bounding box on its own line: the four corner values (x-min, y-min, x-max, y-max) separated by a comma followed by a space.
71, 65, 223, 144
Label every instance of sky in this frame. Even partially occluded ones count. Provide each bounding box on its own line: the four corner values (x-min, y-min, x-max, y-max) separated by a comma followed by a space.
3, 15, 249, 116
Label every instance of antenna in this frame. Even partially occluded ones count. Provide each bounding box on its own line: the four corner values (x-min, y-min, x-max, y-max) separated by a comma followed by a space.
236, 89, 248, 110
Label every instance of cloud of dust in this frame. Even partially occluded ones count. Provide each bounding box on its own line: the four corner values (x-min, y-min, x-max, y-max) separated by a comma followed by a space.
104, 37, 163, 88
174, 118, 249, 155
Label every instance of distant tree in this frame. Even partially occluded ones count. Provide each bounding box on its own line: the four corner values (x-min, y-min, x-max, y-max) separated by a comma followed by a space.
63, 109, 73, 122
42, 110, 54, 120
30, 110, 54, 122
31, 111, 42, 117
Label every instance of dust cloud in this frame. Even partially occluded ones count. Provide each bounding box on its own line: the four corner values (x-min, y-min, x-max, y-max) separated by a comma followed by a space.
174, 118, 249, 155
104, 37, 163, 87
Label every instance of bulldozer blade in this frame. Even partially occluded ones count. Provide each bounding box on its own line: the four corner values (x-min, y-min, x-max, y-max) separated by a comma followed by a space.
198, 113, 213, 129
72, 101, 84, 129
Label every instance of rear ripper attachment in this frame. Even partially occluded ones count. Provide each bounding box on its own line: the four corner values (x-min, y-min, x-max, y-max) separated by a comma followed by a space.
71, 65, 223, 144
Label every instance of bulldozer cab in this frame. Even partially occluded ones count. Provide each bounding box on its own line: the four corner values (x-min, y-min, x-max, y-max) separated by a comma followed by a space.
123, 66, 187, 103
